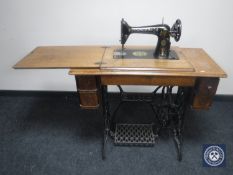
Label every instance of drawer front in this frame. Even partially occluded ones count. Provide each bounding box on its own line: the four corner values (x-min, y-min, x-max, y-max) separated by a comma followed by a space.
76, 76, 97, 90
192, 95, 214, 109
75, 76, 101, 109
195, 78, 219, 96
79, 91, 100, 109
191, 78, 219, 109
101, 75, 196, 86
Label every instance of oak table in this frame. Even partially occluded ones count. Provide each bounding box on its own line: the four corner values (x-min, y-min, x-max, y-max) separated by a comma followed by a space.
14, 46, 227, 161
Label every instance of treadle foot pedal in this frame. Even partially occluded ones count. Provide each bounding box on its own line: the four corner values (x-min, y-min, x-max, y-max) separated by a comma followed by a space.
114, 124, 155, 146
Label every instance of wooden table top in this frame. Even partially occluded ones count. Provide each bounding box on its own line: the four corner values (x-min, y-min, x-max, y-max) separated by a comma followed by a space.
14, 45, 227, 78
14, 46, 105, 69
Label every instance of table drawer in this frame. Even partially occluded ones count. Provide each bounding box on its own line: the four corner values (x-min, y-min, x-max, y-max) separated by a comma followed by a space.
75, 76, 97, 90
191, 78, 219, 109
78, 90, 100, 109
195, 78, 219, 96
75, 76, 101, 109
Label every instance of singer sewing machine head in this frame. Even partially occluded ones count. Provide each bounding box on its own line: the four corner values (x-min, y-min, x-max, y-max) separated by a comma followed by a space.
120, 18, 182, 59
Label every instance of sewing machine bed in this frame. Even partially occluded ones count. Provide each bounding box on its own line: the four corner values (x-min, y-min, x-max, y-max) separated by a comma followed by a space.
101, 46, 193, 72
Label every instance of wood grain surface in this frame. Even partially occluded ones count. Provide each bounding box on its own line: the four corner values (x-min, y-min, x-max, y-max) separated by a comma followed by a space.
14, 46, 105, 69
14, 45, 227, 78
101, 75, 196, 86
69, 47, 227, 78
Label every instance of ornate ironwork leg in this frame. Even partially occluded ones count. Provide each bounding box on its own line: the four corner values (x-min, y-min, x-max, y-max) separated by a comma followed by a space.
151, 86, 172, 134
109, 85, 125, 136
172, 87, 189, 161
151, 86, 189, 161
173, 129, 182, 161
101, 85, 110, 159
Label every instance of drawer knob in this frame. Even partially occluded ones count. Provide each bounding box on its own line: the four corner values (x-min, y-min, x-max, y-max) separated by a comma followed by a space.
207, 86, 213, 95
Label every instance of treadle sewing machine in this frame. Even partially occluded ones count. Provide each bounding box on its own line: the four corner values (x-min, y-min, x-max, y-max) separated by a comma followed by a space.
14, 19, 227, 161
120, 18, 181, 58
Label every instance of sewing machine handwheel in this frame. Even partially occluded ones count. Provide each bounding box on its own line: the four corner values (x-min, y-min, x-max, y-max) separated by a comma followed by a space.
172, 19, 182, 42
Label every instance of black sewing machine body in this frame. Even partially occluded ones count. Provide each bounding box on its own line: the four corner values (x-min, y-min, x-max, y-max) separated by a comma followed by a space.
120, 19, 182, 59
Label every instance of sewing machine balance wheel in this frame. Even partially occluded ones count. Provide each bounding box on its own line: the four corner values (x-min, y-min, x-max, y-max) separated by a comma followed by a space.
171, 19, 182, 42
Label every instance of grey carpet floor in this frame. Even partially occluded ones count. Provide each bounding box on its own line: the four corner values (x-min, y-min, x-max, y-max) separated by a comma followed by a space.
0, 92, 233, 175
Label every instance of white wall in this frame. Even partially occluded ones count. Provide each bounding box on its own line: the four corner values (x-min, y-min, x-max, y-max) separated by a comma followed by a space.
0, 0, 232, 94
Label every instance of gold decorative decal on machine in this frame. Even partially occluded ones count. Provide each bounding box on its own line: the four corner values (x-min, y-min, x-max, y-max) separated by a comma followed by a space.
113, 49, 178, 59
132, 51, 148, 57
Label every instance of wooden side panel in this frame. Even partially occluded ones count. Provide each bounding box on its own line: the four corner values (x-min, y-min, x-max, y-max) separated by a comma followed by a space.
191, 78, 219, 109
75, 76, 101, 109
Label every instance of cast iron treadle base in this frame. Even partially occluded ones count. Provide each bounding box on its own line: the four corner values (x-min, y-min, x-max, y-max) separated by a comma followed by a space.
114, 124, 155, 146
